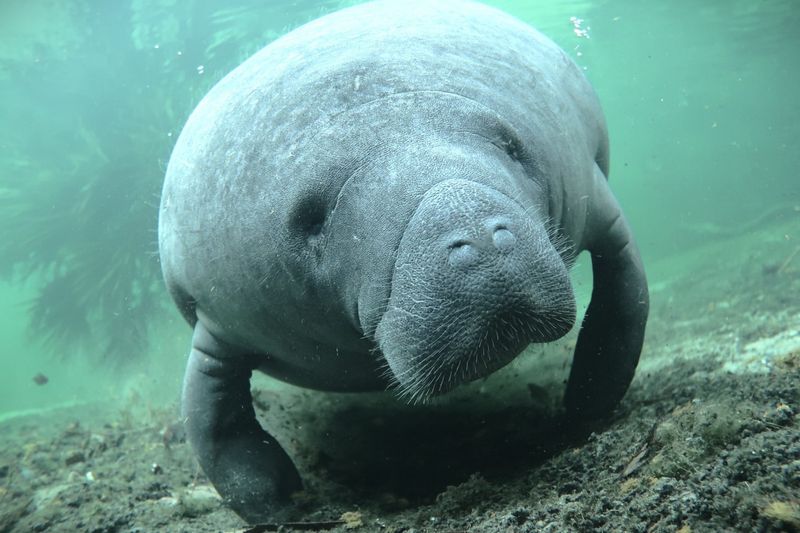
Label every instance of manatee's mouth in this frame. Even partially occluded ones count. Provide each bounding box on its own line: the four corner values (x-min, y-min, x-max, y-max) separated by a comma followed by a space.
378, 302, 575, 403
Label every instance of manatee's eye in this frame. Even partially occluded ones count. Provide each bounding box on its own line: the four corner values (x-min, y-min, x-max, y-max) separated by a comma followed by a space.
289, 195, 328, 240
497, 136, 522, 161
488, 122, 526, 164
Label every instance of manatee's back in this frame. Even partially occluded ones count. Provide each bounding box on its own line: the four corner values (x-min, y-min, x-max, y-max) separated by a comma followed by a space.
158, 0, 606, 349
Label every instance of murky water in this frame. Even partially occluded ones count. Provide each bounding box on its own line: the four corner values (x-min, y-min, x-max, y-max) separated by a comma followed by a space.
0, 0, 796, 454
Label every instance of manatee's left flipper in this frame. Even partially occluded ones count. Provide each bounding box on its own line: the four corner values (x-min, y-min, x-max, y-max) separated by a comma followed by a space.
564, 167, 649, 418
182, 320, 302, 523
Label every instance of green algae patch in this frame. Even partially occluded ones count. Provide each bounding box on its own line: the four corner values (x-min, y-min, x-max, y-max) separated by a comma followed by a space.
647, 400, 754, 479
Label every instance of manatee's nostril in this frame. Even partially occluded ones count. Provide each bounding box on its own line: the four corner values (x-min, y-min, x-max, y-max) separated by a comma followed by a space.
448, 240, 479, 267
448, 239, 471, 250
492, 227, 516, 252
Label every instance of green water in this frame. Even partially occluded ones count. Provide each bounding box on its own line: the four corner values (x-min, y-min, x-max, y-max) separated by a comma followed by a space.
0, 0, 797, 416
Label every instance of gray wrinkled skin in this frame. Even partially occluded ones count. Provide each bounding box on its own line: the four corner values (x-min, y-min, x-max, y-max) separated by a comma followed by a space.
159, 0, 648, 523
375, 178, 575, 402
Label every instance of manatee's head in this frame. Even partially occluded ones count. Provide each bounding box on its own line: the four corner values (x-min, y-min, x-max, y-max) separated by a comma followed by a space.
372, 177, 576, 402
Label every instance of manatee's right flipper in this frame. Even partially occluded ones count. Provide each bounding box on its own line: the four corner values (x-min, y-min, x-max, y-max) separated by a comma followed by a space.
182, 320, 302, 523
564, 167, 649, 418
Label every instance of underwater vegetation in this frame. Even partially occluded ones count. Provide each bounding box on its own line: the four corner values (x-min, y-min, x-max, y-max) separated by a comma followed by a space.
0, 0, 349, 364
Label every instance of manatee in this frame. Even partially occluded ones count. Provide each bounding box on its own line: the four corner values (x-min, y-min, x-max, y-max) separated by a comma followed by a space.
158, 0, 649, 522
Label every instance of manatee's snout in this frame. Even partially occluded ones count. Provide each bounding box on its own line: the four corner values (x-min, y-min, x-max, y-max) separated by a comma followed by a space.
375, 179, 576, 402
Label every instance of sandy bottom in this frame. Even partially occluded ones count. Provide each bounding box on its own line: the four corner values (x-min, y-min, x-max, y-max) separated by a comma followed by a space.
1, 218, 798, 533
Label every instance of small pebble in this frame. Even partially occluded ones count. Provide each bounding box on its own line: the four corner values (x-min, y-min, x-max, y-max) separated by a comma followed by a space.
64, 450, 85, 466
